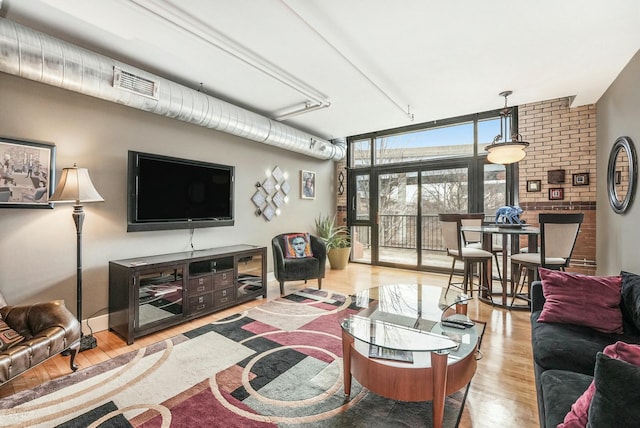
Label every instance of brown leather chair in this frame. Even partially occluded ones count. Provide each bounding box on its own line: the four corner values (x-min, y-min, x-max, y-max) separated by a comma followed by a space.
0, 291, 81, 384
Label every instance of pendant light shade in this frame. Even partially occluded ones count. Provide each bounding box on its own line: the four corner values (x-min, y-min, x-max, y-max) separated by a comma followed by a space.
486, 141, 527, 164
484, 91, 529, 164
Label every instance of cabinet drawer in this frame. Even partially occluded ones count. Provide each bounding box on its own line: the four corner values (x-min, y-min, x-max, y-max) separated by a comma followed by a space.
214, 287, 236, 306
213, 270, 234, 289
188, 293, 214, 314
189, 275, 213, 295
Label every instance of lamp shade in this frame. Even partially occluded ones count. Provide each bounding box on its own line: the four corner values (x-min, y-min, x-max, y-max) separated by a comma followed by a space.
50, 165, 104, 204
486, 142, 528, 164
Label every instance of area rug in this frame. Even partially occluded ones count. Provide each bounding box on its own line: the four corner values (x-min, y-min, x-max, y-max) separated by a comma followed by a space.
0, 289, 480, 428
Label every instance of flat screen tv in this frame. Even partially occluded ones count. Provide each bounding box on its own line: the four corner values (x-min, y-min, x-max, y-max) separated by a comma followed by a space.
127, 151, 234, 232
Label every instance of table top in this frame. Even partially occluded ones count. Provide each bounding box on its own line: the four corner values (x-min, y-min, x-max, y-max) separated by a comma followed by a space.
462, 224, 540, 235
339, 284, 478, 358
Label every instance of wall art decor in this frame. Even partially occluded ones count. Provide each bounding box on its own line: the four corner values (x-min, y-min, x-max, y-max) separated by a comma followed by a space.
252, 166, 289, 221
301, 170, 316, 199
0, 136, 56, 208
549, 187, 564, 200
338, 170, 345, 195
547, 169, 565, 184
572, 172, 589, 186
526, 180, 541, 192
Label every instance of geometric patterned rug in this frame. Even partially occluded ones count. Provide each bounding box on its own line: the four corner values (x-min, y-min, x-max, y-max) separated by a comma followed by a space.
0, 289, 475, 428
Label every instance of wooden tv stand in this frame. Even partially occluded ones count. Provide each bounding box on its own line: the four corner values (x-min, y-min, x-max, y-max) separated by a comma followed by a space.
108, 245, 267, 344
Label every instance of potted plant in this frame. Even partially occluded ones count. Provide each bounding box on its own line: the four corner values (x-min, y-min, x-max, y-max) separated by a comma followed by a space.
315, 214, 351, 269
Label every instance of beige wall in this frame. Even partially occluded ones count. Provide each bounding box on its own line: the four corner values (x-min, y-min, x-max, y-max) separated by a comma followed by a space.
0, 72, 336, 320
596, 49, 640, 275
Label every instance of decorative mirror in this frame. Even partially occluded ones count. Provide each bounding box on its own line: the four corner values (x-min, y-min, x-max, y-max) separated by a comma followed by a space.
607, 136, 637, 214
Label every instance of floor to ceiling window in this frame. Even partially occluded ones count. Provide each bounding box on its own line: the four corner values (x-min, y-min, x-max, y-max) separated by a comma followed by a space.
347, 109, 517, 273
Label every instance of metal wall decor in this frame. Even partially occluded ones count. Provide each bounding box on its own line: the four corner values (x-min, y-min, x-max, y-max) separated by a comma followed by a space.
338, 170, 345, 195
252, 166, 290, 221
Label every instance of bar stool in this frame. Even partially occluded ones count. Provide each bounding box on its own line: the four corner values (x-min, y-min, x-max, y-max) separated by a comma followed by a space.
461, 213, 503, 281
439, 213, 493, 298
510, 212, 584, 306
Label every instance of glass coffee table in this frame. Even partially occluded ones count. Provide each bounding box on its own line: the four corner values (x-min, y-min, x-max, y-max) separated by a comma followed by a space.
338, 284, 479, 428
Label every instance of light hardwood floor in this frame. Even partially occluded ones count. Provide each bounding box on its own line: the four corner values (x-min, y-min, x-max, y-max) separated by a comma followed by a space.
0, 264, 539, 427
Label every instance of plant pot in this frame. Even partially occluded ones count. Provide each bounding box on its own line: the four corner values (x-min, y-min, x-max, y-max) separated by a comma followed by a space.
328, 247, 351, 270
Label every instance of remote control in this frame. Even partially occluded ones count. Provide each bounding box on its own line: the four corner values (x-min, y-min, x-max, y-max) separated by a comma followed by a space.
442, 316, 475, 327
441, 320, 467, 329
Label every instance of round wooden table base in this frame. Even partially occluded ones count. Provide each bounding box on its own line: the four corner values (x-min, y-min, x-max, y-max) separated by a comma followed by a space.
342, 330, 477, 428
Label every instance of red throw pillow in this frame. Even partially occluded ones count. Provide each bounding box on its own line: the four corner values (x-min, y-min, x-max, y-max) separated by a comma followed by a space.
559, 341, 640, 428
0, 319, 24, 351
537, 268, 623, 334
284, 233, 312, 258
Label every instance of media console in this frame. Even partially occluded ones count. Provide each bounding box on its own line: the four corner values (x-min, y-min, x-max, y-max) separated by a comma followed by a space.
108, 245, 267, 344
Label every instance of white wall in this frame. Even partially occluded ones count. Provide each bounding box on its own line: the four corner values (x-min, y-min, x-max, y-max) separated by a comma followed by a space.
0, 72, 336, 321
596, 49, 640, 275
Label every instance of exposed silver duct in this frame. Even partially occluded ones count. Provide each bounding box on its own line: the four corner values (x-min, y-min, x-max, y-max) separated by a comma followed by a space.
0, 17, 346, 161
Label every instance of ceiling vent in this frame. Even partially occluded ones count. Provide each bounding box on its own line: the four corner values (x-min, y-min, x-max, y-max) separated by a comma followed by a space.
113, 66, 159, 99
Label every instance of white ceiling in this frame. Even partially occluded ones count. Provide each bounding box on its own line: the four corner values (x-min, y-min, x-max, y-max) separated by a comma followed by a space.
3, 0, 640, 141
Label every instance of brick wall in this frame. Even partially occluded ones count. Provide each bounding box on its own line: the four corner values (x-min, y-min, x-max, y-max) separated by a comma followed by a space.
518, 98, 597, 274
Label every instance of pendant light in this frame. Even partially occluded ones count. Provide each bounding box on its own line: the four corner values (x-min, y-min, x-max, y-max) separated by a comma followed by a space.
485, 91, 529, 164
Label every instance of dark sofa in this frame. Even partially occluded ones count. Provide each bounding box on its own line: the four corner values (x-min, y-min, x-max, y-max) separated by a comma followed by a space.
530, 280, 640, 427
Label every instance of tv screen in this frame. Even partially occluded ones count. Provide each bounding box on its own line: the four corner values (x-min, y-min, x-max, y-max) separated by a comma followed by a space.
127, 151, 234, 232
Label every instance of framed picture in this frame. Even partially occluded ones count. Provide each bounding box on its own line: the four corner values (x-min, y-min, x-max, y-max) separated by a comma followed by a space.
572, 172, 590, 186
547, 169, 565, 184
549, 187, 564, 200
526, 180, 541, 192
301, 170, 316, 199
0, 136, 56, 208
615, 170, 622, 185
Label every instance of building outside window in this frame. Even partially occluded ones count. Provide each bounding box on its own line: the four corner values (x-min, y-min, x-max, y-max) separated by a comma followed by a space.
347, 109, 514, 274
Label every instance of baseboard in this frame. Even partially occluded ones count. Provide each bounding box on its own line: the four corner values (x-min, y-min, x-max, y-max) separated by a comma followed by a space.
85, 273, 276, 334
83, 313, 109, 334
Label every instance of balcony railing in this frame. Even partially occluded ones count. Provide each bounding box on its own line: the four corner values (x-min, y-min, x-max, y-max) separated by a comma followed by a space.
377, 214, 440, 250
355, 214, 495, 252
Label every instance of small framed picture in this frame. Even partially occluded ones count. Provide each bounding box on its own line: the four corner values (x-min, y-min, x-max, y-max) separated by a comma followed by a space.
572, 173, 589, 186
615, 170, 622, 185
526, 180, 541, 192
301, 170, 315, 199
549, 187, 564, 200
547, 169, 565, 184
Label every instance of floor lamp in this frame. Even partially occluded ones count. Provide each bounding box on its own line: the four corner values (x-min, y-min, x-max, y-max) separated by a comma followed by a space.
50, 164, 104, 352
